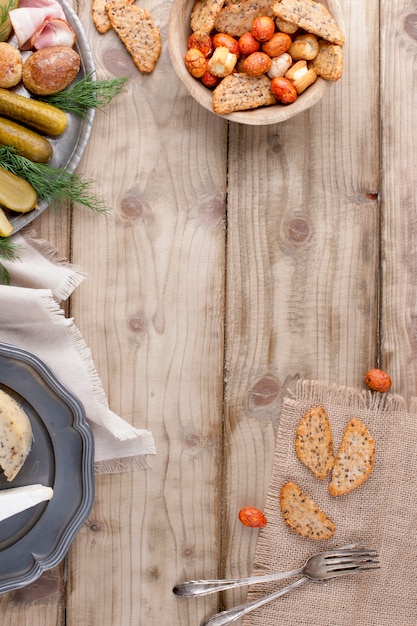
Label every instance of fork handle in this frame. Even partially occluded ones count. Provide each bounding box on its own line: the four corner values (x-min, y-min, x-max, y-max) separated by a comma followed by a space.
201, 576, 308, 626
173, 567, 303, 597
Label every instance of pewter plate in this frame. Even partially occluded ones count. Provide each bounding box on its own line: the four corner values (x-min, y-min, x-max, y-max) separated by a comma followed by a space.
0, 342, 94, 594
8, 0, 96, 234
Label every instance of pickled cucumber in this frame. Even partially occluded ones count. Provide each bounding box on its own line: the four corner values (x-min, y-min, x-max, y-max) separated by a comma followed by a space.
0, 88, 68, 135
0, 167, 38, 213
0, 117, 53, 162
0, 208, 13, 237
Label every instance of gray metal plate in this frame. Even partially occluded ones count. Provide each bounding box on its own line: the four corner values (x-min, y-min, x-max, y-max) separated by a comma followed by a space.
7, 0, 96, 234
0, 342, 94, 594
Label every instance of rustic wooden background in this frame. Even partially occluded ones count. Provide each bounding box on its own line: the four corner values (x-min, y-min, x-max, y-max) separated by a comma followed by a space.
1, 0, 416, 624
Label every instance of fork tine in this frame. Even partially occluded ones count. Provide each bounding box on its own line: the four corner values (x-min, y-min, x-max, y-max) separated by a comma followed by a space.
325, 551, 379, 566
328, 554, 379, 563
327, 558, 380, 573
316, 546, 378, 564
323, 546, 379, 571
327, 552, 379, 561
330, 564, 381, 577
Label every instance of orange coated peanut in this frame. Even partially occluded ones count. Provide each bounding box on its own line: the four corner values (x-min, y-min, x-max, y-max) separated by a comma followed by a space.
238, 506, 267, 528
184, 48, 208, 78
238, 31, 260, 56
262, 32, 292, 57
187, 31, 213, 58
365, 368, 392, 393
243, 51, 272, 76
213, 32, 240, 57
270, 76, 298, 103
251, 16, 275, 42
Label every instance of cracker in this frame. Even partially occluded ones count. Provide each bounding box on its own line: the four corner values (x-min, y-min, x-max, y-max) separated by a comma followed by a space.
329, 418, 375, 497
272, 0, 345, 45
212, 73, 275, 115
295, 406, 334, 480
280, 481, 336, 540
309, 40, 344, 81
93, 0, 135, 34
92, 0, 113, 33
105, 2, 161, 73
190, 0, 225, 34
214, 0, 274, 37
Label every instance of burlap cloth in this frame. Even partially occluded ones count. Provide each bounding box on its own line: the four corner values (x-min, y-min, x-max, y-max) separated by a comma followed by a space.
0, 230, 155, 473
242, 379, 417, 626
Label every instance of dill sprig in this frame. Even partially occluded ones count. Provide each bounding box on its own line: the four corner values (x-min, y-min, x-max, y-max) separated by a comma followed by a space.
0, 0, 16, 26
0, 262, 10, 285
0, 146, 109, 213
0, 235, 20, 284
40, 74, 128, 119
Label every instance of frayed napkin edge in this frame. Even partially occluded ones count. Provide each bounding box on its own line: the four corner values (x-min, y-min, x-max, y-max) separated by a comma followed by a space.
95, 455, 152, 474
39, 290, 110, 408
22, 229, 87, 302
39, 291, 154, 445
288, 378, 417, 414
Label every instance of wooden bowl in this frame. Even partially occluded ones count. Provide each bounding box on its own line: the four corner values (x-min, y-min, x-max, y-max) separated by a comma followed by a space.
168, 0, 344, 125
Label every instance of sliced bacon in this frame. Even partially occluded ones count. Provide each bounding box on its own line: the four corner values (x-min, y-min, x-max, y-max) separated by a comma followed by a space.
32, 18, 76, 49
9, 7, 47, 48
9, 0, 75, 50
16, 0, 66, 20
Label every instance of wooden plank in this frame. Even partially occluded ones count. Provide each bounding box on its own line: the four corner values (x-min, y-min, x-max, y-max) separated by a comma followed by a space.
33, 210, 71, 259
0, 568, 64, 626
222, 0, 380, 611
380, 0, 417, 401
63, 3, 228, 625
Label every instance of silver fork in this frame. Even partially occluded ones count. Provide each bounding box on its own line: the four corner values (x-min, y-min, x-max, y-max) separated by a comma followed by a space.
173, 544, 380, 626
173, 544, 379, 597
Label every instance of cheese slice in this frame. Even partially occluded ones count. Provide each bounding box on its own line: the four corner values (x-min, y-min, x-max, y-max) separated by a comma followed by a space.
0, 484, 53, 521
0, 388, 33, 481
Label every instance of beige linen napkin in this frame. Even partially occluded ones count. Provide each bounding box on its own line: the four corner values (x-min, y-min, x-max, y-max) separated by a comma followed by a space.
0, 230, 155, 472
242, 379, 417, 626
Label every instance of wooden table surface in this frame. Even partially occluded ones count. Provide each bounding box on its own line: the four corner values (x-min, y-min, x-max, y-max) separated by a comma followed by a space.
2, 0, 417, 623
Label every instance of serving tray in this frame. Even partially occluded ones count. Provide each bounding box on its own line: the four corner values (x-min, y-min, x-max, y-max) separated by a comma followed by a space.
8, 0, 96, 234
0, 341, 94, 594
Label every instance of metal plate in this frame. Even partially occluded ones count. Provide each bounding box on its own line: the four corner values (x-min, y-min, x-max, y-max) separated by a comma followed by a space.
0, 342, 94, 594
8, 0, 96, 234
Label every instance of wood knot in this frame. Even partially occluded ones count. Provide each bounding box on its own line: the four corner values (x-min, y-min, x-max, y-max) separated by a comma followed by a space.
182, 546, 196, 559
182, 426, 212, 458
102, 48, 138, 78
363, 192, 378, 201
184, 432, 201, 448
147, 566, 160, 581
120, 196, 144, 220
403, 11, 417, 41
248, 376, 279, 408
190, 195, 225, 221
12, 573, 61, 603
286, 217, 311, 245
128, 315, 147, 334
267, 131, 283, 154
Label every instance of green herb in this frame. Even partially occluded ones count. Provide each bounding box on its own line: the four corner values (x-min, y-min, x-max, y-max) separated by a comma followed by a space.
0, 0, 16, 26
40, 74, 128, 119
0, 235, 20, 285
0, 146, 109, 213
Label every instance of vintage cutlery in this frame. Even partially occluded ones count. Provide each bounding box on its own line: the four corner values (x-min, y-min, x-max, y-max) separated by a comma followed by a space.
173, 544, 379, 597
173, 544, 380, 626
